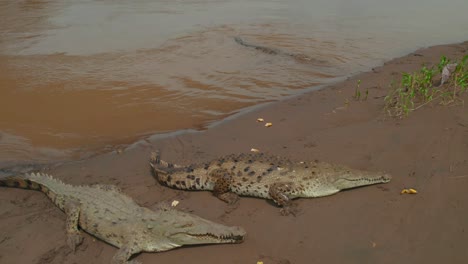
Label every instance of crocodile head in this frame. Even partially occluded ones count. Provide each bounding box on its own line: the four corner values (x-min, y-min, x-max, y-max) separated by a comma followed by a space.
140, 206, 246, 252
330, 169, 392, 190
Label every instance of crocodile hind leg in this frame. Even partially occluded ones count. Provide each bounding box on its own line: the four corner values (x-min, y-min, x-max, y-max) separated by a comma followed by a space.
211, 169, 239, 204
269, 182, 299, 216
64, 200, 84, 251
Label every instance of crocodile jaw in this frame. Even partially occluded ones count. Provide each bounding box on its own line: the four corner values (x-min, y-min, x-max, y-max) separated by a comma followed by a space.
139, 208, 246, 252
169, 227, 246, 245
164, 224, 246, 248
331, 171, 392, 190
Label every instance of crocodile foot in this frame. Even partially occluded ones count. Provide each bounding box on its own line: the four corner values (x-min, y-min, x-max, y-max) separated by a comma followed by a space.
279, 204, 300, 216
66, 232, 84, 252
218, 192, 240, 205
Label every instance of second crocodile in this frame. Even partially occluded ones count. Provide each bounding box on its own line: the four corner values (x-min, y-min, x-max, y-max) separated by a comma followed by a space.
150, 152, 391, 215
0, 172, 245, 264
234, 36, 325, 64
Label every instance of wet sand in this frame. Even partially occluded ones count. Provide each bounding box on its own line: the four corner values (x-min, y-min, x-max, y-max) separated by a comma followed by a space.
1, 41, 468, 263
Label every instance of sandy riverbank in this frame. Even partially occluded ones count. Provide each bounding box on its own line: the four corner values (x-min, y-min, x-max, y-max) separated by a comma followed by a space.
1, 41, 467, 264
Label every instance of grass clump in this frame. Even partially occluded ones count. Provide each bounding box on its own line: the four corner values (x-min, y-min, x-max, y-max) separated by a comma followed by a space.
384, 55, 468, 117
353, 79, 369, 101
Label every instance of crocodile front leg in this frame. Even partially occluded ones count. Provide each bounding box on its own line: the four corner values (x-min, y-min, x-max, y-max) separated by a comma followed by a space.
211, 169, 239, 204
64, 200, 84, 251
112, 243, 142, 264
269, 182, 299, 216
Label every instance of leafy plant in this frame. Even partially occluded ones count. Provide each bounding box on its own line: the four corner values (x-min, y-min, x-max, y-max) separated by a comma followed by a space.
354, 79, 368, 101
385, 55, 468, 117
354, 79, 362, 100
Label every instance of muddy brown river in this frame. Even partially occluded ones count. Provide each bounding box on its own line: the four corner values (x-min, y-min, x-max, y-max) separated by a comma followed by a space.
1, 0, 467, 163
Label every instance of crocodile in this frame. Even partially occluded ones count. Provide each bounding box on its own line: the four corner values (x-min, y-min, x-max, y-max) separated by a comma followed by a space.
150, 152, 391, 215
234, 36, 283, 55
0, 172, 245, 264
234, 36, 324, 64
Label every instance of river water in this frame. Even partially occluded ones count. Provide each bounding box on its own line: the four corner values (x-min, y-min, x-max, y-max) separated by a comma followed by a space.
1, 0, 467, 163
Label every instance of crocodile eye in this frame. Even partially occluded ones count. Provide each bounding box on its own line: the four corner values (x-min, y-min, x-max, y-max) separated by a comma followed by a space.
175, 222, 194, 228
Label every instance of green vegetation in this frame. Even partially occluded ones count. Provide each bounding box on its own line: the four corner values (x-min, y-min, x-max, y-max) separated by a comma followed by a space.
354, 79, 361, 100
354, 79, 369, 101
384, 55, 468, 117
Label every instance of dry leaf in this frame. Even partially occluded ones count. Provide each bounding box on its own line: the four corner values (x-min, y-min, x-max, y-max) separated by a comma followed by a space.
440, 63, 458, 86
401, 188, 417, 194
257, 118, 264, 122
257, 262, 264, 264
265, 122, 273, 127
171, 200, 180, 207
250, 148, 260, 153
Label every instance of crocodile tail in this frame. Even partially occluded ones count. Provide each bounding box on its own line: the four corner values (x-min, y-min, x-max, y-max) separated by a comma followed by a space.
0, 174, 44, 191
149, 151, 182, 173
149, 150, 187, 188
0, 173, 63, 205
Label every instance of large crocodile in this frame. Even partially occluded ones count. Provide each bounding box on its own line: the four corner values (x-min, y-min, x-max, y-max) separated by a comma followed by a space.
150, 152, 391, 215
0, 172, 245, 264
234, 36, 322, 64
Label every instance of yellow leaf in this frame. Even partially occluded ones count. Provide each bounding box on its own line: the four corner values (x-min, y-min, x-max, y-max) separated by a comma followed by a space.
265, 122, 273, 127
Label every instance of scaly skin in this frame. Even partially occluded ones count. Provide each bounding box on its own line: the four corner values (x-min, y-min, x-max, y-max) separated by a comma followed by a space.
150, 152, 391, 215
0, 173, 245, 264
